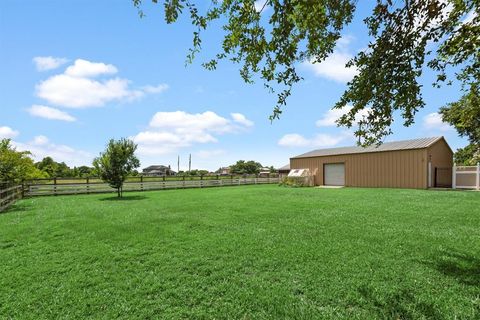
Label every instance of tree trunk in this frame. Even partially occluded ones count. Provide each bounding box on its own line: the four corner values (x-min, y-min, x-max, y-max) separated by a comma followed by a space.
117, 187, 120, 198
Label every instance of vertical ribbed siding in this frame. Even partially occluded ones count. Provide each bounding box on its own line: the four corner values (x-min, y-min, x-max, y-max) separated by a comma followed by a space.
427, 139, 454, 186
290, 148, 430, 189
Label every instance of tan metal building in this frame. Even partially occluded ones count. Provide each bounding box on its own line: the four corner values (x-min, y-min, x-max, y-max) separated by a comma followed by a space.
290, 137, 453, 189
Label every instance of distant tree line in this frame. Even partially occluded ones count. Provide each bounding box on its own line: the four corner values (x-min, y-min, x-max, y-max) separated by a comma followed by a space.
1, 137, 280, 190
218, 160, 276, 175
0, 138, 140, 184
177, 169, 210, 176
34, 156, 96, 178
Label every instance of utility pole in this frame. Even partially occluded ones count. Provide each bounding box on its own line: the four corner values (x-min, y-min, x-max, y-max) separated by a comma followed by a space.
188, 153, 191, 173
177, 155, 180, 173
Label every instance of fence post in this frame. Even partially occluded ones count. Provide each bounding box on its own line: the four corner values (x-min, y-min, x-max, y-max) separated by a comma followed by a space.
21, 179, 25, 198
452, 163, 456, 189
476, 162, 480, 191
140, 175, 144, 192
54, 177, 57, 196
86, 176, 90, 194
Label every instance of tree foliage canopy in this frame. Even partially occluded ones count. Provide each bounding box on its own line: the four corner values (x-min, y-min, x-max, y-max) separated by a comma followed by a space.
452, 143, 479, 164
0, 139, 47, 182
93, 138, 140, 197
440, 84, 480, 164
35, 157, 73, 178
133, 0, 479, 145
230, 160, 263, 174
440, 85, 480, 144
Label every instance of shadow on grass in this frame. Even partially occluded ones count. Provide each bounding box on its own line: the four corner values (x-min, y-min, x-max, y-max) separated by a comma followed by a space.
358, 286, 442, 319
2, 202, 33, 214
425, 249, 480, 287
99, 195, 148, 201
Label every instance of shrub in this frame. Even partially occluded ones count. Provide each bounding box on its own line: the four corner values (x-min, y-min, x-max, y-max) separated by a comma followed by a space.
279, 176, 312, 187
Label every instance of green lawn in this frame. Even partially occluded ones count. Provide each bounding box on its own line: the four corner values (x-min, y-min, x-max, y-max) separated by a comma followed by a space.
1, 185, 479, 319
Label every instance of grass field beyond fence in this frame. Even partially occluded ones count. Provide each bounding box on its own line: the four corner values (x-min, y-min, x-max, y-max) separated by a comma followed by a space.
1, 185, 479, 319
23, 175, 280, 196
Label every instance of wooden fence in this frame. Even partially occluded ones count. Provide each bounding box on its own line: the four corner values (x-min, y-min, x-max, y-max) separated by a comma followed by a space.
24, 175, 280, 197
0, 182, 23, 213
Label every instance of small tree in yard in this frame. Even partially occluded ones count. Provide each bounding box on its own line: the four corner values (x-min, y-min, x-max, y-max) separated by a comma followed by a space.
93, 138, 140, 198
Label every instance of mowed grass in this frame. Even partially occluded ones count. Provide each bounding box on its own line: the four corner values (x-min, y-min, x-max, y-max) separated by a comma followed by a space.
1, 185, 479, 319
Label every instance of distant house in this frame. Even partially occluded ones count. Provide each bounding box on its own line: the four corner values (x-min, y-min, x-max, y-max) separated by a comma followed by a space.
258, 167, 273, 177
278, 164, 290, 178
216, 167, 231, 175
142, 165, 176, 176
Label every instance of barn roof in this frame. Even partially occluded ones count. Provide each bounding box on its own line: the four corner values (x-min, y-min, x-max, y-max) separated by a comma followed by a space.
292, 137, 446, 159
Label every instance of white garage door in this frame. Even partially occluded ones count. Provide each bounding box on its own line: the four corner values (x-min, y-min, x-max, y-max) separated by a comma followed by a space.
324, 163, 345, 186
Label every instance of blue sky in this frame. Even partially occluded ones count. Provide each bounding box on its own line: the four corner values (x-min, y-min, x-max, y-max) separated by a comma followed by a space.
0, 0, 469, 171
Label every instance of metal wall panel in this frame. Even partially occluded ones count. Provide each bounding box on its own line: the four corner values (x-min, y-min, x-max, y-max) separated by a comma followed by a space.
427, 138, 454, 187
290, 147, 434, 189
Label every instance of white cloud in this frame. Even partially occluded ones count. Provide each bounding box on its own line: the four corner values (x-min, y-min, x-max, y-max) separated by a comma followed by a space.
231, 113, 254, 127
148, 111, 228, 132
36, 74, 142, 108
278, 133, 311, 147
27, 105, 76, 122
303, 35, 358, 83
64, 59, 117, 78
32, 135, 49, 145
133, 111, 253, 156
33, 56, 68, 71
304, 51, 358, 83
0, 126, 19, 139
278, 132, 350, 148
423, 112, 452, 132
335, 35, 354, 49
316, 105, 371, 127
142, 84, 169, 94
13, 136, 92, 167
35, 58, 166, 109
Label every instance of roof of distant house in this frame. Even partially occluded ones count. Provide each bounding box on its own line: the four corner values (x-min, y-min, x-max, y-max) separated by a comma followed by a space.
143, 165, 171, 170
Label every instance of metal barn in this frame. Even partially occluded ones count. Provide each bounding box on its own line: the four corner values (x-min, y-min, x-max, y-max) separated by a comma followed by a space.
289, 137, 453, 189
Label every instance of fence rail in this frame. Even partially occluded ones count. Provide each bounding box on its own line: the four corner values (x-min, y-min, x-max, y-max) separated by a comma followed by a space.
25, 176, 280, 197
0, 183, 23, 212
452, 163, 480, 190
